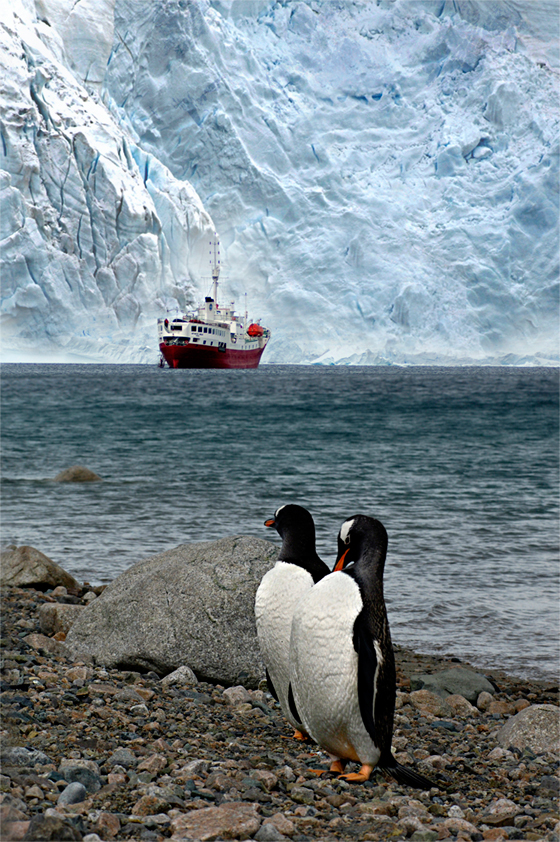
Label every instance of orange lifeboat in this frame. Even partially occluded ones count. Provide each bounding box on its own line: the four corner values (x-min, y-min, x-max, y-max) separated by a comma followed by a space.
247, 323, 264, 337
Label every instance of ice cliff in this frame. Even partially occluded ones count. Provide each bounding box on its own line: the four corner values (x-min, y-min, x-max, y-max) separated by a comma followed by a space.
1, 0, 558, 365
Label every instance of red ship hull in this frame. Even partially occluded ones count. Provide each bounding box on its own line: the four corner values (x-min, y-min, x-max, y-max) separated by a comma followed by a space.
160, 342, 266, 369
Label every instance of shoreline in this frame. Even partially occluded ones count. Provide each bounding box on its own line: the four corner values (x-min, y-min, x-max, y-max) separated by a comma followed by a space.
2, 583, 559, 842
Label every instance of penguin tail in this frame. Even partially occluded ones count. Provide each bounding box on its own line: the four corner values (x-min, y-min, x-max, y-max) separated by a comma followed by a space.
379, 755, 435, 790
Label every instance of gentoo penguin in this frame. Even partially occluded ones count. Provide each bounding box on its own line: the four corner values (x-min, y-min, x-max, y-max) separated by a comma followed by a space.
255, 504, 330, 739
289, 514, 434, 789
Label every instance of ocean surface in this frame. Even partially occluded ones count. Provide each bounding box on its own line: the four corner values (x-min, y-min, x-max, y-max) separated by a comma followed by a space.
1, 364, 558, 683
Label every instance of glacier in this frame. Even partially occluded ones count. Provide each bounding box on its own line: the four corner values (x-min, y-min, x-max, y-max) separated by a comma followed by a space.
1, 0, 558, 365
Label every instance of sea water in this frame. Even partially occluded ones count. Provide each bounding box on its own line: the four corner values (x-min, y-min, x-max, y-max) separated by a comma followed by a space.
1, 364, 558, 682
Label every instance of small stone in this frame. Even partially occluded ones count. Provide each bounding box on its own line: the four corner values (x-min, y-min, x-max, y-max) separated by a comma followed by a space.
2, 820, 30, 841
57, 765, 101, 794
477, 691, 494, 711
255, 823, 286, 841
161, 665, 198, 687
398, 816, 427, 836
488, 699, 513, 716
23, 633, 67, 655
1, 746, 52, 767
481, 798, 521, 827
442, 817, 479, 835
263, 813, 295, 837
251, 769, 278, 791
22, 814, 83, 840
448, 804, 465, 818
82, 592, 97, 603
179, 759, 210, 777
66, 666, 93, 682
131, 794, 170, 816
409, 690, 453, 717
223, 685, 252, 705
57, 781, 88, 806
107, 748, 138, 768
446, 694, 478, 717
107, 773, 127, 787
170, 801, 261, 841
137, 754, 167, 773
487, 747, 511, 761
410, 667, 495, 702
93, 812, 120, 839
410, 831, 439, 842
130, 704, 149, 716
290, 785, 314, 805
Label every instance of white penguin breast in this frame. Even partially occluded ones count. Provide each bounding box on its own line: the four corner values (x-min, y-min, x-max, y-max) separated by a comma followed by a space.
290, 572, 380, 765
255, 561, 314, 724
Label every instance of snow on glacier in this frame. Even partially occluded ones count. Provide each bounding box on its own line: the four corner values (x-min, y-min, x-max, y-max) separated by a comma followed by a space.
1, 0, 558, 364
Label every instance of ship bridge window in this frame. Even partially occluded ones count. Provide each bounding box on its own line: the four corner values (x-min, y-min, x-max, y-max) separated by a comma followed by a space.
191, 326, 197, 332
203, 327, 207, 333
198, 327, 203, 332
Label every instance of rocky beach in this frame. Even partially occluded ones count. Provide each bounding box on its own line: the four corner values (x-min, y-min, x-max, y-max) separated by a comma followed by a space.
1, 545, 559, 842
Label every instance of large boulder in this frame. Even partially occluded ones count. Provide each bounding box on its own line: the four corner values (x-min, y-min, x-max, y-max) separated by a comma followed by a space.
409, 667, 495, 703
53, 465, 102, 482
65, 536, 278, 687
0, 545, 80, 591
497, 704, 560, 755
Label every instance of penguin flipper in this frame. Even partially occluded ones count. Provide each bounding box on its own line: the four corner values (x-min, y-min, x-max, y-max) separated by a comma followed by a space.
353, 611, 377, 740
379, 755, 435, 790
265, 668, 279, 702
287, 682, 302, 726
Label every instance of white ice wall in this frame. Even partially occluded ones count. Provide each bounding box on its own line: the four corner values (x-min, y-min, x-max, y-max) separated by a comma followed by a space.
1, 0, 558, 364
1, 0, 214, 362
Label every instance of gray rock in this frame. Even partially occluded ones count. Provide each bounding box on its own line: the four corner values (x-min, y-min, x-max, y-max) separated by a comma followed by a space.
59, 765, 101, 794
497, 704, 560, 755
65, 536, 278, 687
180, 759, 210, 776
409, 667, 495, 702
223, 685, 252, 705
255, 823, 287, 841
0, 545, 80, 590
39, 603, 85, 635
161, 665, 198, 688
107, 747, 138, 768
57, 781, 88, 806
53, 465, 102, 482
1, 746, 52, 767
22, 814, 83, 840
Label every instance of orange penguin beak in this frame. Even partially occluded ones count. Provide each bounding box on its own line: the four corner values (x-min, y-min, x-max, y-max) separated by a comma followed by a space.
264, 518, 276, 528
334, 547, 350, 572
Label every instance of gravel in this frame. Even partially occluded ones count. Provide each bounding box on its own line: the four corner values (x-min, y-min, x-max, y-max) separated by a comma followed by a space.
1, 584, 558, 842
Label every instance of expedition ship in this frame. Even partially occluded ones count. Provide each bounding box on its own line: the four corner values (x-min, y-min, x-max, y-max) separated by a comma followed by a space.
157, 236, 270, 369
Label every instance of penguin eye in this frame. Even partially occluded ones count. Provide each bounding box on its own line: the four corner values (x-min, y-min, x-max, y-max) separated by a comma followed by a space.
344, 533, 351, 545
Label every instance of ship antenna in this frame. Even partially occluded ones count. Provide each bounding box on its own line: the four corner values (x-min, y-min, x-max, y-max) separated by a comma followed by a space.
210, 233, 220, 305
245, 292, 248, 325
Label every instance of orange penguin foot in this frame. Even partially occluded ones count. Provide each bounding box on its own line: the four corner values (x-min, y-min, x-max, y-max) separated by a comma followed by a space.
293, 729, 311, 741
308, 759, 347, 775
338, 764, 374, 783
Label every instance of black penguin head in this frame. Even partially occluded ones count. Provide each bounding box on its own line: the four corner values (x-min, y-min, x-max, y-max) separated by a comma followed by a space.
264, 504, 316, 543
264, 505, 327, 578
334, 514, 388, 572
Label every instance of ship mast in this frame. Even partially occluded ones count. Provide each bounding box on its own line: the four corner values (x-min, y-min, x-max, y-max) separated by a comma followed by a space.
211, 234, 220, 304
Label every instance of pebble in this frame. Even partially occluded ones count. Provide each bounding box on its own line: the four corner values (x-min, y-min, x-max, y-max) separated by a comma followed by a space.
1, 584, 559, 842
